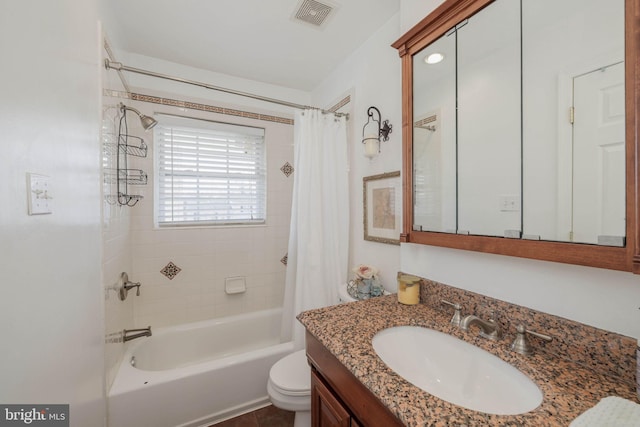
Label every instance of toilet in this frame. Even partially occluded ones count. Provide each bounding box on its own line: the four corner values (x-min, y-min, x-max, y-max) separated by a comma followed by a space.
267, 283, 357, 427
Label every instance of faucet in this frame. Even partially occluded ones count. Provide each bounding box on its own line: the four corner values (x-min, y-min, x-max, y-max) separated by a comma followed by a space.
441, 300, 462, 327
511, 324, 552, 355
123, 326, 152, 342
460, 315, 501, 340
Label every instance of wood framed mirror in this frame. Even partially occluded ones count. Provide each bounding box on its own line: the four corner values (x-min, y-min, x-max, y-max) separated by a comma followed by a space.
392, 0, 640, 272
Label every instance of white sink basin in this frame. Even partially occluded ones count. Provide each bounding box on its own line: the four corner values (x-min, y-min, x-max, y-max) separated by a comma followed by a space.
372, 326, 542, 415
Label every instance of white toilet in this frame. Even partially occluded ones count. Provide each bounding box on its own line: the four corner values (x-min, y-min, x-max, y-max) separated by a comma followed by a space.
267, 283, 357, 427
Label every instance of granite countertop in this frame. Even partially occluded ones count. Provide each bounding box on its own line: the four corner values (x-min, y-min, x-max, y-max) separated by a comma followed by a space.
298, 295, 638, 426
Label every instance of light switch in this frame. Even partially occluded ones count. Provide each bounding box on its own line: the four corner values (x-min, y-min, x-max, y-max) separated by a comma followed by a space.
27, 173, 53, 215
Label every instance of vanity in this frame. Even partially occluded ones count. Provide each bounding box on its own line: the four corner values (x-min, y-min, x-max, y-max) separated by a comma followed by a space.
299, 279, 638, 426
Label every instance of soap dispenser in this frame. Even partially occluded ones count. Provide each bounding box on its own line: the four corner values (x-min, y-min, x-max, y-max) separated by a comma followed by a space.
397, 273, 421, 305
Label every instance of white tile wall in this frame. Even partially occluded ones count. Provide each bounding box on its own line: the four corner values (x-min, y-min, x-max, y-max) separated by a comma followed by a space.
123, 99, 294, 328
102, 43, 135, 391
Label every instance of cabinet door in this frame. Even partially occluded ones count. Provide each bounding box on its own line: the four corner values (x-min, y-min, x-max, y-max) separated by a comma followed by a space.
311, 370, 351, 427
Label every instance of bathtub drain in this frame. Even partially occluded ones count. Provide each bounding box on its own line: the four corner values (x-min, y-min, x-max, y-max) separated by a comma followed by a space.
130, 356, 136, 367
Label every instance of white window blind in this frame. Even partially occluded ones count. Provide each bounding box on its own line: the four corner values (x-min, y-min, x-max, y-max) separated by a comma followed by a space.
155, 115, 266, 226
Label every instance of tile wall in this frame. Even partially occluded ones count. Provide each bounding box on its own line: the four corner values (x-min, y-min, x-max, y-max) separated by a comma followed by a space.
119, 96, 295, 328
102, 40, 135, 390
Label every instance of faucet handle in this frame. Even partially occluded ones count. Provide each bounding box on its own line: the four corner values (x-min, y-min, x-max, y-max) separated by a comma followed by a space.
511, 324, 552, 355
118, 272, 142, 300
441, 300, 462, 327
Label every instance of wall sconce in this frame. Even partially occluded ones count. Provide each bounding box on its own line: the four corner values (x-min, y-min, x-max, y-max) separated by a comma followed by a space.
119, 102, 158, 131
362, 106, 392, 158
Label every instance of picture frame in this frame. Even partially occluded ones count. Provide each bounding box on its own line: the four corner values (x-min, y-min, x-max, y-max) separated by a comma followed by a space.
363, 171, 401, 245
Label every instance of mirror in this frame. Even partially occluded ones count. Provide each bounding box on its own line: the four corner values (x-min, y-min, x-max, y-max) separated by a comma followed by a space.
457, 0, 521, 237
412, 30, 456, 233
393, 0, 639, 272
522, 0, 625, 245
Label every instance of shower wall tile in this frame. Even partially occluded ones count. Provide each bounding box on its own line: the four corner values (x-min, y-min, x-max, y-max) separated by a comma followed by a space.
102, 59, 135, 392
127, 98, 294, 329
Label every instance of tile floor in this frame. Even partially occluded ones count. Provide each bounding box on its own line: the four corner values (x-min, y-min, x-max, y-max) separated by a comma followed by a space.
210, 405, 295, 427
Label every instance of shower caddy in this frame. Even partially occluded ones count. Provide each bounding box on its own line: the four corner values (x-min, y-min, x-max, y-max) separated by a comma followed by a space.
106, 104, 149, 206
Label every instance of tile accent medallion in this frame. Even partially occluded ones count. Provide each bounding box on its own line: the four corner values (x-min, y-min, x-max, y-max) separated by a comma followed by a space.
281, 253, 288, 266
280, 162, 294, 178
160, 261, 182, 280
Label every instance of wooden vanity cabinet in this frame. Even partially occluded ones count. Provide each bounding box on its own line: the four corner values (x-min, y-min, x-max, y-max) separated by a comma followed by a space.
306, 331, 404, 427
311, 370, 353, 427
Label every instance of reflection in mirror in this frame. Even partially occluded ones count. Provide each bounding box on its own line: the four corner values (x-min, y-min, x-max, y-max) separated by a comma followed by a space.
457, 0, 521, 237
413, 31, 456, 233
522, 0, 625, 245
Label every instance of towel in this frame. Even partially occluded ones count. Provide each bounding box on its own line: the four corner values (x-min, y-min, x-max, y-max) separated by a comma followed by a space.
569, 396, 640, 427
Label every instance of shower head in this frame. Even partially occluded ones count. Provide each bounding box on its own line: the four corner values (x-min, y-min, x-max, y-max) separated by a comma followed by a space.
139, 114, 158, 131
119, 102, 158, 130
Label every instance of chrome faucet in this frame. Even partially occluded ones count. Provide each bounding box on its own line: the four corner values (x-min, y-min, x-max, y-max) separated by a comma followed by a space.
460, 315, 501, 340
123, 326, 152, 342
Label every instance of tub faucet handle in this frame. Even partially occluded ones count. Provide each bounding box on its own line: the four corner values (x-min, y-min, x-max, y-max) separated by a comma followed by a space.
118, 272, 142, 300
441, 300, 462, 327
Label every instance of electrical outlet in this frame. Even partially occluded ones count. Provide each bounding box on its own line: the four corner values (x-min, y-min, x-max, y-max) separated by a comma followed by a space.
499, 195, 520, 212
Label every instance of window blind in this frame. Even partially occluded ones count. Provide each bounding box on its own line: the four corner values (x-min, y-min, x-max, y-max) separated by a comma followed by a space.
155, 116, 266, 226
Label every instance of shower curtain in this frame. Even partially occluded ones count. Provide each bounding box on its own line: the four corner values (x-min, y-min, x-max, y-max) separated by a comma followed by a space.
281, 109, 349, 350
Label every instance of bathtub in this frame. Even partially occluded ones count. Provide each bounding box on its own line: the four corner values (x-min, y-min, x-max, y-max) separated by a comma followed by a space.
108, 308, 294, 427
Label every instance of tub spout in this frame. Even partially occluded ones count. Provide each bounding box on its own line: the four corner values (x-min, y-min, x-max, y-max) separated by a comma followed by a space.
123, 326, 152, 342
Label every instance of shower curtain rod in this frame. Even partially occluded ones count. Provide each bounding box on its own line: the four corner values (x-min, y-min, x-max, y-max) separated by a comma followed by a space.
105, 60, 348, 118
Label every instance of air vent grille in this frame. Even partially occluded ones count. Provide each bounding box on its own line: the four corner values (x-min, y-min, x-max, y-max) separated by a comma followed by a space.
294, 0, 334, 27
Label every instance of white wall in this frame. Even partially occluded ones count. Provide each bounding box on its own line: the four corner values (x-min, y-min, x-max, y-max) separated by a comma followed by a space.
313, 0, 640, 339
0, 1, 106, 426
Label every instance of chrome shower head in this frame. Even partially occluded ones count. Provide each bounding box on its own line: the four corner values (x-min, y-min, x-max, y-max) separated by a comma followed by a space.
119, 102, 158, 130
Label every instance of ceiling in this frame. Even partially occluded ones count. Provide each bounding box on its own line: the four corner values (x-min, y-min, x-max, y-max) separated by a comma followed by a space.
108, 0, 400, 92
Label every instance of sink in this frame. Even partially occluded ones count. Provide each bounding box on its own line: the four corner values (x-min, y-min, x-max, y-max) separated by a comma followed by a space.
372, 326, 542, 415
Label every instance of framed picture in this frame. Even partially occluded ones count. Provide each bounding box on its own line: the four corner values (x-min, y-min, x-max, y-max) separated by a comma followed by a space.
363, 171, 401, 245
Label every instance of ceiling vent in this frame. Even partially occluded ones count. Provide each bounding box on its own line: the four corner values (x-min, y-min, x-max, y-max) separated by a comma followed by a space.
292, 0, 337, 28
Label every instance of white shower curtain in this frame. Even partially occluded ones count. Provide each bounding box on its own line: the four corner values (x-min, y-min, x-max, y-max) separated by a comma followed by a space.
281, 109, 349, 350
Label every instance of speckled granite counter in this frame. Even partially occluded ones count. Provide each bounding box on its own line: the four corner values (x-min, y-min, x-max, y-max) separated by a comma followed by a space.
298, 294, 638, 426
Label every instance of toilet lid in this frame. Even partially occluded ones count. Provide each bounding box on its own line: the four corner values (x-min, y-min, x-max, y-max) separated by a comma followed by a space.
269, 349, 311, 395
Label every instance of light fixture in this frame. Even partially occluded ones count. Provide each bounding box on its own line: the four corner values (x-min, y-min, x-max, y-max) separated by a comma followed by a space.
362, 106, 392, 159
119, 102, 158, 131
425, 52, 445, 65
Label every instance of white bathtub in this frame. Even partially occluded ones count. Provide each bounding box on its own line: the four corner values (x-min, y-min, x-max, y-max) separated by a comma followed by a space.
108, 308, 294, 427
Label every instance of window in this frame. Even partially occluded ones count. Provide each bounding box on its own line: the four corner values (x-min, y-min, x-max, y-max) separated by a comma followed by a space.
155, 115, 266, 226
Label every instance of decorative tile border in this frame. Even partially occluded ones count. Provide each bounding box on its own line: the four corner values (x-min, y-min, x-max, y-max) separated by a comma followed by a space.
130, 93, 294, 125
160, 261, 182, 280
103, 87, 350, 126
327, 95, 351, 113
414, 275, 637, 386
103, 89, 294, 125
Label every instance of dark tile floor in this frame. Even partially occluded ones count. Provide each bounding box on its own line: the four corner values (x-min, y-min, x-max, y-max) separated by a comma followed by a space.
210, 405, 295, 427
